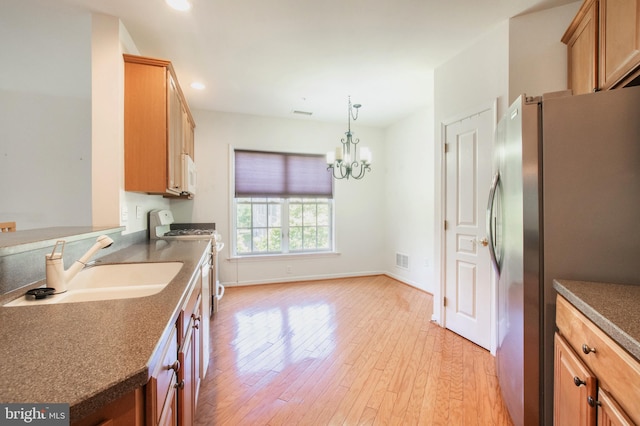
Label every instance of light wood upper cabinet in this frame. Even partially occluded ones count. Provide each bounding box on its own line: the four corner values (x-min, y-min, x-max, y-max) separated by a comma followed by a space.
562, 0, 599, 95
599, 0, 640, 89
124, 54, 195, 197
563, 0, 640, 94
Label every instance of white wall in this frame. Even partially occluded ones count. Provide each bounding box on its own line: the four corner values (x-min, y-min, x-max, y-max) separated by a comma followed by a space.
433, 22, 510, 324
0, 2, 169, 232
171, 110, 386, 286
509, 2, 581, 102
91, 13, 172, 234
91, 14, 124, 228
382, 106, 435, 292
431, 4, 578, 328
0, 1, 92, 229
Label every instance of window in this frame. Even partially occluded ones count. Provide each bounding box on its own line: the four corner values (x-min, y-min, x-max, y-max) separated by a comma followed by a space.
233, 150, 334, 256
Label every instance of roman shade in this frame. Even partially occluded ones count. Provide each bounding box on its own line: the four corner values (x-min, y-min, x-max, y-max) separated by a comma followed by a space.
234, 149, 333, 198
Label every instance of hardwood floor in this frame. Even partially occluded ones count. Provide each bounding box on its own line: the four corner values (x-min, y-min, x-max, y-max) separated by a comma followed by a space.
194, 275, 514, 425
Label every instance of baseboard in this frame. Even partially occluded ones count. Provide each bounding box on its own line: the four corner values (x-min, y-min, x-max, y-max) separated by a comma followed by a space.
222, 271, 384, 287
222, 271, 433, 297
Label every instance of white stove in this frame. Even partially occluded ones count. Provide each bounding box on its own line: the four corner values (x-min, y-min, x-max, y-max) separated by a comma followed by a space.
149, 209, 224, 315
164, 229, 214, 237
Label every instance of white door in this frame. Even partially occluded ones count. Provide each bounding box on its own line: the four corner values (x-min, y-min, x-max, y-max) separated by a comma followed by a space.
444, 108, 493, 350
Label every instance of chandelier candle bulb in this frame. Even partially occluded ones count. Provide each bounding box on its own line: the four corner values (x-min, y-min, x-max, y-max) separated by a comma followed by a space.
360, 147, 372, 164
335, 147, 343, 161
326, 151, 335, 164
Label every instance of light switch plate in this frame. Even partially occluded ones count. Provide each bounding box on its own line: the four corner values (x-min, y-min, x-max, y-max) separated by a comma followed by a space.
136, 206, 143, 219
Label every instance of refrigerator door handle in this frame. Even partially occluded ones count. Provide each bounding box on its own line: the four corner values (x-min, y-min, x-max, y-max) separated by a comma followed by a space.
487, 171, 501, 273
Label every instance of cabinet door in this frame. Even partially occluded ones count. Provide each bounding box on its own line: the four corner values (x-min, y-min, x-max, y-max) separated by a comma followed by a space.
123, 59, 169, 194
597, 388, 634, 426
554, 333, 597, 426
192, 295, 203, 408
200, 257, 211, 377
182, 107, 194, 160
147, 325, 179, 426
599, 0, 640, 89
563, 0, 599, 94
71, 388, 144, 426
157, 377, 178, 426
178, 324, 195, 426
168, 73, 184, 193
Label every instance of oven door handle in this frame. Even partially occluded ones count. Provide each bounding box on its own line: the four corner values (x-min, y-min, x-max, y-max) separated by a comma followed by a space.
216, 283, 225, 300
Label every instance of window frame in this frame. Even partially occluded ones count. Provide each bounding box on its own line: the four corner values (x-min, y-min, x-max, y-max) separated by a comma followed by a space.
233, 197, 335, 257
231, 148, 336, 258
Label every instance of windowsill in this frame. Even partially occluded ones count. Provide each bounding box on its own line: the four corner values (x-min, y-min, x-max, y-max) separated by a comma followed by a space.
227, 251, 341, 262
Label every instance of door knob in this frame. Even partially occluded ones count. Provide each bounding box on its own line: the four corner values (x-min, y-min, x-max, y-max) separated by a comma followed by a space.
479, 237, 489, 247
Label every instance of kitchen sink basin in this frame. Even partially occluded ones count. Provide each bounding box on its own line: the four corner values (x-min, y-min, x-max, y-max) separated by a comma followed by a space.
4, 262, 183, 307
68, 262, 183, 289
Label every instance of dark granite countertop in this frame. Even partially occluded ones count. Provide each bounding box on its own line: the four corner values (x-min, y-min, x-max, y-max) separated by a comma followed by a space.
0, 238, 211, 422
554, 279, 640, 362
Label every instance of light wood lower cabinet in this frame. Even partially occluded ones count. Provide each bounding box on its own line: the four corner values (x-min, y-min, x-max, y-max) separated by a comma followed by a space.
72, 388, 145, 426
177, 267, 203, 426
554, 333, 597, 426
72, 250, 210, 426
555, 295, 640, 425
597, 387, 634, 426
147, 325, 179, 426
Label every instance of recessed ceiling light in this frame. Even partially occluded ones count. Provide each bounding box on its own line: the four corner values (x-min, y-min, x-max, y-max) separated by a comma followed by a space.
190, 82, 205, 90
166, 0, 191, 11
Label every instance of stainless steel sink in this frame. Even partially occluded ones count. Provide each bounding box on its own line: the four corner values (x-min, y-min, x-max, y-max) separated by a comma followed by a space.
4, 262, 183, 306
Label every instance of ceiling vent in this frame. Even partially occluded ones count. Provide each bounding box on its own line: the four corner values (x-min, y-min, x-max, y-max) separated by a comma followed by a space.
292, 110, 313, 116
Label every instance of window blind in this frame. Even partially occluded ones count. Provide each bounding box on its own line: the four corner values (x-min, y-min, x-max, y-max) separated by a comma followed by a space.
234, 149, 333, 198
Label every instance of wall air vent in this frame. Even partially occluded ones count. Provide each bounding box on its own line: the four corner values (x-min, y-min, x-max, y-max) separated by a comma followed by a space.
292, 110, 313, 116
396, 253, 409, 270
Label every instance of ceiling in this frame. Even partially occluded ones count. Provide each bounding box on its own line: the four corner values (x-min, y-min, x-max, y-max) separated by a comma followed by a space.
61, 0, 576, 127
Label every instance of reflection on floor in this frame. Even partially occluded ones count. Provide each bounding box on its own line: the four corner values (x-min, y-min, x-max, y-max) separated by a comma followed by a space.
195, 275, 513, 425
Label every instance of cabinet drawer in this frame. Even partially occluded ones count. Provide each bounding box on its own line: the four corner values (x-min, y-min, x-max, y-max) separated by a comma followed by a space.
148, 324, 178, 425
555, 296, 640, 424
179, 280, 201, 343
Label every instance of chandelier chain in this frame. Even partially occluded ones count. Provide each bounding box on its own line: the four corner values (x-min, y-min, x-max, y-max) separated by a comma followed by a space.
326, 97, 371, 180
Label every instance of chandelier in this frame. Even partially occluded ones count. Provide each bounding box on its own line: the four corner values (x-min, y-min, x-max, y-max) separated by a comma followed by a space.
326, 97, 372, 180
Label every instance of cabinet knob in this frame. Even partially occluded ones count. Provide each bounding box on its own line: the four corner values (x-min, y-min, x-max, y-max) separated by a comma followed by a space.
169, 360, 181, 373
581, 344, 596, 355
587, 396, 601, 407
573, 376, 586, 387
175, 380, 185, 390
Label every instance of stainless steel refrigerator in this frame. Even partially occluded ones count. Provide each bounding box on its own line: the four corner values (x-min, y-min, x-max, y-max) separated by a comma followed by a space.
488, 87, 640, 426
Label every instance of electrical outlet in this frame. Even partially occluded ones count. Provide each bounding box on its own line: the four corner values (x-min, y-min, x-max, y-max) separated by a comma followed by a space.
136, 206, 143, 219
121, 206, 128, 222
286, 265, 292, 274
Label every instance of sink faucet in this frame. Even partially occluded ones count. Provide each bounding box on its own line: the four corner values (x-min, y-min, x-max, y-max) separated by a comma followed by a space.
45, 235, 114, 293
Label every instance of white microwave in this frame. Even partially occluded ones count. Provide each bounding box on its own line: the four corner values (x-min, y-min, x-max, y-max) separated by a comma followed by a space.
182, 154, 197, 195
